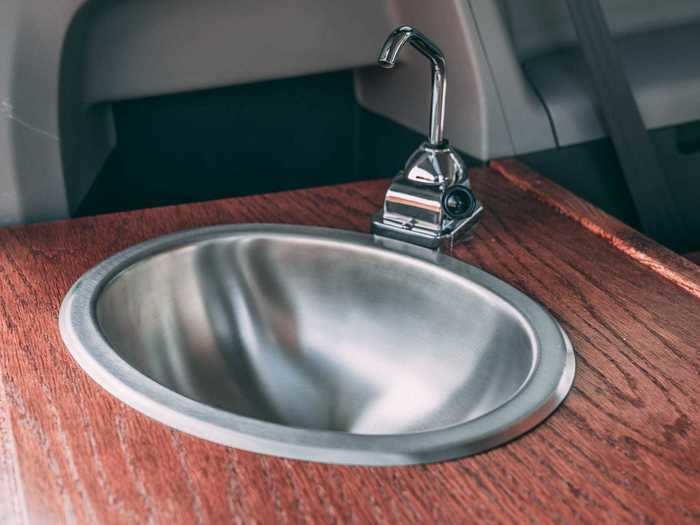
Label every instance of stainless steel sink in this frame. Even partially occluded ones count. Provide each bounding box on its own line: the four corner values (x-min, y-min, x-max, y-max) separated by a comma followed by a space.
60, 224, 574, 465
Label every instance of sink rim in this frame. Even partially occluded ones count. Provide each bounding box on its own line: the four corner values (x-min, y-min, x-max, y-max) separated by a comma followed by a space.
59, 224, 575, 466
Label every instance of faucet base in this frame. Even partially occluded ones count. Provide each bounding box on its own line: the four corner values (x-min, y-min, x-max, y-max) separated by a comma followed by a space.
371, 204, 482, 250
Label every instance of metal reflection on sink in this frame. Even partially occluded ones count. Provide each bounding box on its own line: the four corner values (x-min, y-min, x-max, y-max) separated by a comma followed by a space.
60, 224, 574, 465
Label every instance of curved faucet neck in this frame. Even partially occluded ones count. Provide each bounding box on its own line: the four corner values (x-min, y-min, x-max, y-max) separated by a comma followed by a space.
378, 26, 447, 146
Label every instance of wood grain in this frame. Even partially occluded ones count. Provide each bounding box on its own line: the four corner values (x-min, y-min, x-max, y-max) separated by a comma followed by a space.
0, 166, 698, 524
491, 159, 700, 299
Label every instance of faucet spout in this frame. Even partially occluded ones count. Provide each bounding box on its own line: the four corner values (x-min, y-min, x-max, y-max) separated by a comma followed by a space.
378, 26, 446, 146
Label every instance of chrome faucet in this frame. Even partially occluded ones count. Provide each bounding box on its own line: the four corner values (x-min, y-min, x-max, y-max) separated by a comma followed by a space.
372, 26, 483, 250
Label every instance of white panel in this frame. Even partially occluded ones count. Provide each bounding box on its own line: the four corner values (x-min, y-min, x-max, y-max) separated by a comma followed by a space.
525, 21, 700, 145
502, 0, 700, 60
82, 0, 395, 104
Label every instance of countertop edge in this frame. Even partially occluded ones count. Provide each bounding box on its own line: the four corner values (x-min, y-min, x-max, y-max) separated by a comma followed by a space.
491, 159, 700, 298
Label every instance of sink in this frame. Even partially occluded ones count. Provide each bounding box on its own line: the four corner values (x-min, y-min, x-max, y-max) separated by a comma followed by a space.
60, 224, 574, 465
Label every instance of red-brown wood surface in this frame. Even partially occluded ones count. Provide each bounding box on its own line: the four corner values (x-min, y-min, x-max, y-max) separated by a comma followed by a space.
491, 159, 700, 299
0, 165, 698, 524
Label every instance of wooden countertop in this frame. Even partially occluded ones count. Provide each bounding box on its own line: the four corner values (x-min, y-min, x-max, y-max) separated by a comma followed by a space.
0, 160, 698, 524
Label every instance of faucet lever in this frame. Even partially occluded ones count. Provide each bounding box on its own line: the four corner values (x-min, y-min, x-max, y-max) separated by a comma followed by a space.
371, 26, 483, 251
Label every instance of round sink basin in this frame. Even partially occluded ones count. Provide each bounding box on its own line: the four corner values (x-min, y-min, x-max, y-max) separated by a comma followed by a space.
60, 224, 574, 465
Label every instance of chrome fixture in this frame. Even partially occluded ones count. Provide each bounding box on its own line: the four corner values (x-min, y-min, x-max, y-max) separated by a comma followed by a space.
372, 26, 483, 249
378, 25, 447, 146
